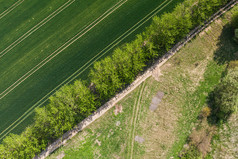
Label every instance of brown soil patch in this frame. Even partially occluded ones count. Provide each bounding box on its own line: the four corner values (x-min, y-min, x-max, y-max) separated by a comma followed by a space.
152, 66, 163, 81
114, 104, 123, 115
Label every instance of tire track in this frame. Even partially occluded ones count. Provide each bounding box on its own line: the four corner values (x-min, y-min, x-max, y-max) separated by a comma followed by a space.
0, 0, 75, 58
0, 0, 126, 100
128, 82, 145, 159
0, 0, 24, 20
0, 0, 172, 141
0, 0, 126, 140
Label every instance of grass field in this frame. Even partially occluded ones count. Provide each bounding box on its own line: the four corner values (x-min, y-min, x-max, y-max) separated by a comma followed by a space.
48, 5, 238, 158
0, 0, 184, 141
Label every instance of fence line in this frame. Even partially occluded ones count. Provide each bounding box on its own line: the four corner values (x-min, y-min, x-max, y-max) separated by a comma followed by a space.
34, 1, 237, 158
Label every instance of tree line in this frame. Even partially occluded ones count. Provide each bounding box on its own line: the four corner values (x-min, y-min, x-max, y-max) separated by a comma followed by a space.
0, 0, 233, 158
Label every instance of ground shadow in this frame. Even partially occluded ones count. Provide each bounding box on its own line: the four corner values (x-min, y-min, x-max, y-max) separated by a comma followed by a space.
213, 23, 238, 65
207, 23, 238, 125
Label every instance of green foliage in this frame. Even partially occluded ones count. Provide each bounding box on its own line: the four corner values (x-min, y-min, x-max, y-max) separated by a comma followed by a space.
213, 68, 238, 118
90, 38, 147, 100
180, 145, 202, 159
150, 2, 193, 51
0, 0, 233, 158
0, 126, 42, 159
191, 0, 230, 26
0, 80, 96, 159
231, 11, 238, 29
34, 80, 97, 140
231, 10, 238, 43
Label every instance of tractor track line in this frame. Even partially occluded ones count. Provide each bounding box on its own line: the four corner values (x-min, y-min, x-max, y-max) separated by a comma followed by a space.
0, 0, 24, 20
0, 0, 75, 58
0, 0, 171, 140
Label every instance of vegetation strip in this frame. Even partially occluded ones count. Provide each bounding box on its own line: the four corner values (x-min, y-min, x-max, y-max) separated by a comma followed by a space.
0, 0, 75, 59
0, 0, 126, 101
0, 0, 24, 20
0, 0, 171, 140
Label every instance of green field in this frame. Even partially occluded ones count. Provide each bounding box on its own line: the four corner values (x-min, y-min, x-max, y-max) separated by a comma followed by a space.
0, 0, 183, 141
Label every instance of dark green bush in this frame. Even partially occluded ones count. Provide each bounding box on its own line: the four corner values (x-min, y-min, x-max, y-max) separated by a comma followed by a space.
180, 145, 202, 159
213, 68, 238, 118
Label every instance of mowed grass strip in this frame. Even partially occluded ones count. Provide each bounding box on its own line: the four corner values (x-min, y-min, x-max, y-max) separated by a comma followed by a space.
0, 0, 183, 140
0, 0, 173, 141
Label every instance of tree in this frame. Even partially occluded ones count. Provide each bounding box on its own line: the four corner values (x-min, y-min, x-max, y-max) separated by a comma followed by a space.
112, 48, 134, 84
90, 57, 123, 100
213, 68, 238, 118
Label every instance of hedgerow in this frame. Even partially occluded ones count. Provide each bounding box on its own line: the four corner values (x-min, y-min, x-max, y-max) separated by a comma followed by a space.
0, 0, 233, 158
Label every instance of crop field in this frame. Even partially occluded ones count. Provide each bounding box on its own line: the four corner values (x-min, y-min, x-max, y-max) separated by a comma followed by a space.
0, 0, 183, 141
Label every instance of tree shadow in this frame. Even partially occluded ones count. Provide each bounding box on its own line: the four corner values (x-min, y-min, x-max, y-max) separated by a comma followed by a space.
207, 23, 238, 125
213, 23, 238, 65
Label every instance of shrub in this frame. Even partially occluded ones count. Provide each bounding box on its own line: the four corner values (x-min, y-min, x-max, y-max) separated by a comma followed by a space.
180, 144, 202, 159
200, 106, 211, 118
213, 67, 238, 118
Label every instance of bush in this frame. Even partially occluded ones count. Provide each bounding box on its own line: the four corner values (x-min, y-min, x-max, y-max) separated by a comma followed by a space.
213, 67, 238, 118
200, 106, 211, 118
180, 144, 202, 159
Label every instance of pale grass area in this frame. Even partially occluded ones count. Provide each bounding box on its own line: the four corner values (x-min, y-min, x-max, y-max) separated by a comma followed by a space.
140, 17, 227, 158
213, 113, 238, 159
